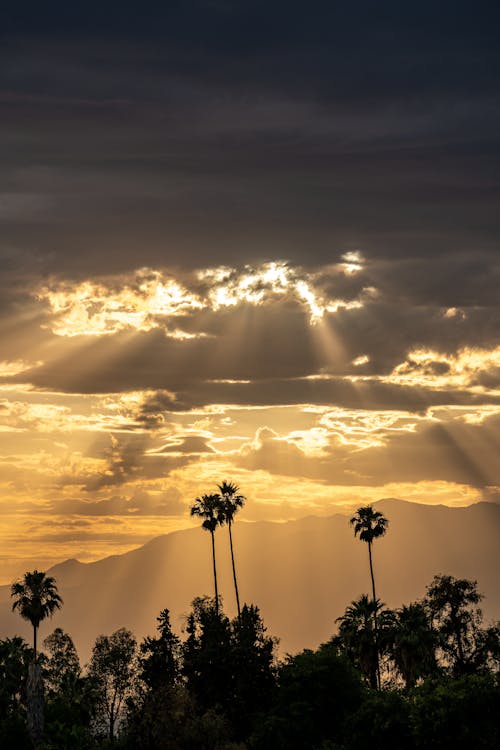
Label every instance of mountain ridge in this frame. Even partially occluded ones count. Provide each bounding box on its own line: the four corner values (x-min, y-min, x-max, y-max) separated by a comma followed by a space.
1, 499, 498, 662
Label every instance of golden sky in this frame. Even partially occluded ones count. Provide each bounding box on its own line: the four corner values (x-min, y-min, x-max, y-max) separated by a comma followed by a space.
1, 255, 499, 582
2, 5, 500, 584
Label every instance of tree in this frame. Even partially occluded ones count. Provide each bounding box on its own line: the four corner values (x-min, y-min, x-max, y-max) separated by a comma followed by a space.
138, 608, 181, 691
88, 627, 137, 742
0, 637, 32, 749
389, 603, 437, 688
217, 481, 245, 618
11, 570, 63, 662
10, 570, 63, 748
191, 493, 223, 614
43, 628, 80, 694
182, 596, 233, 712
251, 643, 363, 750
334, 595, 393, 690
349, 506, 389, 688
411, 673, 500, 750
349, 506, 388, 605
229, 604, 277, 738
425, 574, 500, 676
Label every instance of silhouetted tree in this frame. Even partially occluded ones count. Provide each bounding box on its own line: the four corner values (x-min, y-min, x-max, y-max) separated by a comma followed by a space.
191, 493, 223, 614
10, 571, 63, 663
88, 627, 137, 742
411, 673, 500, 750
389, 602, 437, 688
182, 596, 233, 712
217, 480, 245, 618
43, 627, 80, 693
229, 603, 277, 737
349, 506, 388, 605
251, 643, 363, 750
10, 570, 62, 747
0, 636, 32, 743
425, 574, 500, 676
350, 507, 388, 687
138, 608, 181, 691
334, 595, 393, 689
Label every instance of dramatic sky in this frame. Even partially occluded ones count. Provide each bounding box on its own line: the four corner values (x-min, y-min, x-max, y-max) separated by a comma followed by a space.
1, 1, 500, 581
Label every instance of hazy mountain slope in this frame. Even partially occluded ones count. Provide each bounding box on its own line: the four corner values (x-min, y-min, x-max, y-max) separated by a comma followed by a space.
1, 500, 498, 663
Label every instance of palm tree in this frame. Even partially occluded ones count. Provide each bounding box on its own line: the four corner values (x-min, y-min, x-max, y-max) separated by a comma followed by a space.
11, 570, 63, 662
389, 602, 437, 688
349, 506, 388, 605
191, 493, 223, 614
218, 480, 245, 618
349, 506, 389, 688
335, 594, 393, 689
11, 570, 62, 748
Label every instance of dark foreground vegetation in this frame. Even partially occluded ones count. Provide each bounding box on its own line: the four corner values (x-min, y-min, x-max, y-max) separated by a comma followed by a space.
2, 500, 500, 749
2, 574, 500, 750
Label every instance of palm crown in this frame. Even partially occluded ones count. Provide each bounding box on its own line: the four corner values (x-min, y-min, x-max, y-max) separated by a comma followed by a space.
11, 570, 63, 661
190, 493, 221, 533
349, 506, 388, 543
217, 481, 245, 524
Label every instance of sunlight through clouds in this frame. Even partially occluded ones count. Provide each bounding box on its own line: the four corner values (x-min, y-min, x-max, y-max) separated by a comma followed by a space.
36, 259, 370, 336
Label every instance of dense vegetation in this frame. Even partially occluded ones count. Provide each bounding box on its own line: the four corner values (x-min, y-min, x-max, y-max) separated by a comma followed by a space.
2, 494, 499, 749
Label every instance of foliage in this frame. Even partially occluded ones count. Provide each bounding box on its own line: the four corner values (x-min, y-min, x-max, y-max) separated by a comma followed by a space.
388, 602, 438, 688
88, 627, 138, 741
251, 643, 363, 750
411, 673, 500, 750
425, 575, 500, 676
333, 595, 394, 689
10, 571, 63, 658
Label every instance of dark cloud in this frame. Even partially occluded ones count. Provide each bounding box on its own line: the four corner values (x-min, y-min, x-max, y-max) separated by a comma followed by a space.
1, 3, 499, 275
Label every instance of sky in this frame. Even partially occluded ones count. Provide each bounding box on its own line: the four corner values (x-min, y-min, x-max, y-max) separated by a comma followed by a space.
1, 1, 500, 582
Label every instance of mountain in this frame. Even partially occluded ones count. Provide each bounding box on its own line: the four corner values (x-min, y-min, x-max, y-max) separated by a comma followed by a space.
1, 499, 499, 663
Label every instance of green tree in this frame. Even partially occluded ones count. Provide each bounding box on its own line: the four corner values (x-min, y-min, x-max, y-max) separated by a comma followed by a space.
10, 570, 63, 662
217, 481, 245, 618
334, 595, 393, 689
191, 493, 223, 614
411, 673, 500, 750
251, 643, 363, 750
389, 602, 437, 688
88, 627, 137, 742
425, 574, 499, 676
43, 628, 80, 693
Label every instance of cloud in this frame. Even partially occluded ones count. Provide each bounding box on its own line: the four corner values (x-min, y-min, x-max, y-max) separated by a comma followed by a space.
50, 487, 187, 516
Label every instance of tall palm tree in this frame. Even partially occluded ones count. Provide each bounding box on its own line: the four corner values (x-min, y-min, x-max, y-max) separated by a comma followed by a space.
191, 493, 223, 614
349, 506, 389, 687
10, 570, 63, 662
218, 480, 245, 618
349, 506, 388, 605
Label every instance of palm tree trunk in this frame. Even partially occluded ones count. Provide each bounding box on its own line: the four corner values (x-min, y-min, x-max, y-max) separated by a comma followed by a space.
368, 542, 381, 689
33, 624, 37, 662
368, 542, 376, 603
211, 529, 219, 614
27, 662, 44, 748
228, 521, 241, 618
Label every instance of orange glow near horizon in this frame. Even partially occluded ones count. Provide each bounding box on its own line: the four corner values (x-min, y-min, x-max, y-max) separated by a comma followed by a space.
0, 260, 499, 583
